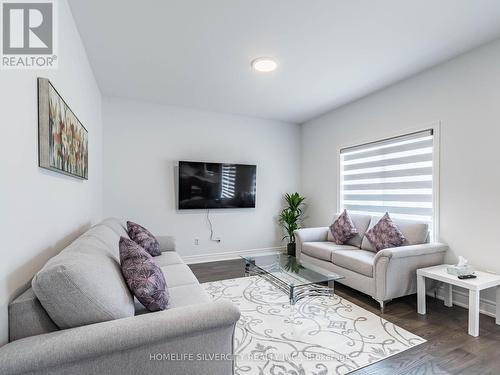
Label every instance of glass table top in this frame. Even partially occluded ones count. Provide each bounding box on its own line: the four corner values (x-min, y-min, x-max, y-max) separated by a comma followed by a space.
241, 252, 344, 288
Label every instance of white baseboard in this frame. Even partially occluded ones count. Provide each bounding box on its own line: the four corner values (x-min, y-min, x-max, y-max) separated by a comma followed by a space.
182, 246, 285, 264
428, 285, 497, 318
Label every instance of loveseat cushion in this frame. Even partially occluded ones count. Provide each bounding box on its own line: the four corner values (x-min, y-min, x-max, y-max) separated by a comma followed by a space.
361, 216, 429, 251
32, 235, 135, 329
302, 242, 358, 262
332, 249, 375, 277
328, 213, 371, 248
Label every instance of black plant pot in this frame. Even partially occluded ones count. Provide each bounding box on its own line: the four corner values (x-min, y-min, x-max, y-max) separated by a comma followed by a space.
287, 243, 296, 257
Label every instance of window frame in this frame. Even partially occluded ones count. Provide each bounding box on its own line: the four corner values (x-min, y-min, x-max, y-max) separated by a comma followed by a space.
336, 121, 441, 241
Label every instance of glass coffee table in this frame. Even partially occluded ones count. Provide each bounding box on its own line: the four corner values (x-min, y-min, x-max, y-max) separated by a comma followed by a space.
241, 252, 344, 305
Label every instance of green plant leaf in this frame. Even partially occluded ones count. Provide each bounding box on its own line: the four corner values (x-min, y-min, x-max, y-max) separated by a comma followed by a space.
278, 192, 306, 243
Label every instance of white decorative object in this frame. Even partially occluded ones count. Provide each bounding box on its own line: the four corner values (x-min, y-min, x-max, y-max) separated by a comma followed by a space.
446, 256, 474, 276
204, 276, 425, 374
417, 265, 500, 337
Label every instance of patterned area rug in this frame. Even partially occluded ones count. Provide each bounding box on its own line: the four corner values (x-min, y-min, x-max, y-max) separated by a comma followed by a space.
203, 276, 425, 375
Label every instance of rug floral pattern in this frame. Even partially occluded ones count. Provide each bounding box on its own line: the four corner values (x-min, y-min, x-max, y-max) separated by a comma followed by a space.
203, 276, 425, 374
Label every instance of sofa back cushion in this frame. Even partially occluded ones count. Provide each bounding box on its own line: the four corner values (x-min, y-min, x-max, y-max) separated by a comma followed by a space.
361, 215, 429, 252
328, 213, 371, 248
79, 224, 122, 260
32, 227, 135, 329
100, 217, 129, 238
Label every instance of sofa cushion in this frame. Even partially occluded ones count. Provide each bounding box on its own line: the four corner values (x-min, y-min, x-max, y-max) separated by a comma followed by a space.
168, 284, 211, 308
329, 209, 358, 245
332, 250, 375, 277
127, 221, 161, 256
80, 224, 121, 260
361, 215, 429, 251
120, 238, 169, 312
328, 213, 371, 248
100, 217, 128, 237
160, 264, 199, 288
153, 251, 184, 267
135, 283, 210, 314
302, 242, 358, 262
32, 237, 135, 329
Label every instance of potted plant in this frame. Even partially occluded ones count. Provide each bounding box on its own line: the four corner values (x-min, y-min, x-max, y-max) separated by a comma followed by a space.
278, 192, 305, 256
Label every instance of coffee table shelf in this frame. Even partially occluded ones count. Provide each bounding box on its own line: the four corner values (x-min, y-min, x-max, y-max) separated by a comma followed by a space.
241, 252, 344, 305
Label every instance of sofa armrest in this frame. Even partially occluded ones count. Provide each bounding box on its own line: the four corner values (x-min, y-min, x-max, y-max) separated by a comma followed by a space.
0, 301, 240, 375
156, 235, 176, 252
294, 227, 329, 258
375, 242, 448, 260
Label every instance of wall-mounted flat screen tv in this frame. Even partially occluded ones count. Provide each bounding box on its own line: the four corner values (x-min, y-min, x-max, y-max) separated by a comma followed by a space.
178, 161, 256, 209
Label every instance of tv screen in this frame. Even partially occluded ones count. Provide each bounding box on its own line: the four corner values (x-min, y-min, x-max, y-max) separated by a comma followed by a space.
178, 161, 256, 209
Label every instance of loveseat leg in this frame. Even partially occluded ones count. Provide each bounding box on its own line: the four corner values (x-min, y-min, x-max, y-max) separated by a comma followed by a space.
377, 299, 392, 314
379, 300, 385, 314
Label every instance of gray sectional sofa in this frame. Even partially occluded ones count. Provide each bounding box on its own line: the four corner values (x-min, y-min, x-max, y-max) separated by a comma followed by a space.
0, 218, 240, 375
295, 213, 448, 312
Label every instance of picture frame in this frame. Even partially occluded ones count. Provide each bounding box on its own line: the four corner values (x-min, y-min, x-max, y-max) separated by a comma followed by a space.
38, 78, 88, 180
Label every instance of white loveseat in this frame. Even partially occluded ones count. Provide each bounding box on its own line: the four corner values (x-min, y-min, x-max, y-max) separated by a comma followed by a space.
295, 213, 448, 312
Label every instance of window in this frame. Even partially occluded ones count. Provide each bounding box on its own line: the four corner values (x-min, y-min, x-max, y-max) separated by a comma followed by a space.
340, 129, 437, 237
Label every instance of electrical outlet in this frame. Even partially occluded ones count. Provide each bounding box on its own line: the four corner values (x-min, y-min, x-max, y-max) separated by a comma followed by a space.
194, 238, 199, 245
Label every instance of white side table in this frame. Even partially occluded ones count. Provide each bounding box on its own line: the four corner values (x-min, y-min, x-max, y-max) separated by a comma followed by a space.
417, 264, 500, 337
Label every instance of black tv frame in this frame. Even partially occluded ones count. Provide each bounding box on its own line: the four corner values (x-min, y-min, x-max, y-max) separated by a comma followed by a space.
177, 160, 257, 210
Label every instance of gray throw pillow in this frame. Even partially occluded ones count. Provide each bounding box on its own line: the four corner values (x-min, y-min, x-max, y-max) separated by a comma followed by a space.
119, 237, 169, 311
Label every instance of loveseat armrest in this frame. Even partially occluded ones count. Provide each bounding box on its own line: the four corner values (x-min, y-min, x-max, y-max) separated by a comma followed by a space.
375, 242, 448, 260
156, 235, 176, 252
374, 242, 448, 302
294, 227, 329, 258
0, 301, 240, 375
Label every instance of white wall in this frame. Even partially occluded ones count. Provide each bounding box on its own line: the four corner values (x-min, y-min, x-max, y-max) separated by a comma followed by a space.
301, 38, 500, 306
0, 0, 103, 345
103, 98, 300, 260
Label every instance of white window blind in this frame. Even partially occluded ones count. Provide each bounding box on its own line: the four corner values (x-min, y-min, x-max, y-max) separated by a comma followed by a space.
340, 129, 435, 228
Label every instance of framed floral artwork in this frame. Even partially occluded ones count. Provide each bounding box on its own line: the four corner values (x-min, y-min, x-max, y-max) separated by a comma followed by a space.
38, 78, 88, 179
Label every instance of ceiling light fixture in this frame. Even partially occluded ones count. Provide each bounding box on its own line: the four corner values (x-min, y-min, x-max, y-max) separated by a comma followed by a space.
251, 57, 278, 72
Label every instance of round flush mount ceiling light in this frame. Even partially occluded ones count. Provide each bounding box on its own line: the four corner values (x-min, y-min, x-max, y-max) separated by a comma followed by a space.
251, 57, 278, 72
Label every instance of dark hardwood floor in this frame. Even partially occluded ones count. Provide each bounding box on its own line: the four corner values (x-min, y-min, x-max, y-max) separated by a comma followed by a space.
189, 259, 500, 375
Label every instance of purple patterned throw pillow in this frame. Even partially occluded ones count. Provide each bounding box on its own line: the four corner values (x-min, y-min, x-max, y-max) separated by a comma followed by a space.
365, 213, 406, 252
329, 209, 358, 245
119, 237, 169, 311
127, 221, 161, 257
